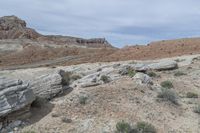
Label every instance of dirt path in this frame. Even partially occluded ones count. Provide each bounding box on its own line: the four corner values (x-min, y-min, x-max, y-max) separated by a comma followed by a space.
0, 55, 82, 70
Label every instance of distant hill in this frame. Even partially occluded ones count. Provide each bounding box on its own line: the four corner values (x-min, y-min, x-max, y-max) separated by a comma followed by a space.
0, 15, 113, 48
1, 15, 200, 68
106, 38, 200, 61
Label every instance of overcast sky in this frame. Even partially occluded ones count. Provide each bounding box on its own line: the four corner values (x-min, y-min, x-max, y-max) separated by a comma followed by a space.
1, 0, 200, 47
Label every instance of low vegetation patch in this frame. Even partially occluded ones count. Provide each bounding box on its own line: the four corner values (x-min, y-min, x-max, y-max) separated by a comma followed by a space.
186, 92, 198, 98
160, 80, 173, 89
79, 96, 88, 105
116, 120, 132, 133
129, 61, 136, 64
60, 71, 72, 86
115, 120, 156, 133
60, 70, 81, 86
100, 75, 110, 83
147, 71, 157, 77
174, 59, 185, 62
127, 68, 136, 78
23, 131, 36, 133
157, 88, 178, 104
174, 71, 186, 77
136, 121, 156, 133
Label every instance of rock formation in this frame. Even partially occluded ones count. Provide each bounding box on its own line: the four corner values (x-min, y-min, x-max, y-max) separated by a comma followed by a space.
0, 77, 35, 121
0, 15, 40, 39
29, 73, 63, 99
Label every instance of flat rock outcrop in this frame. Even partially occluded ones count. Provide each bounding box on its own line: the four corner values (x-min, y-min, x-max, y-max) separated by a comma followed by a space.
0, 77, 35, 119
148, 60, 178, 71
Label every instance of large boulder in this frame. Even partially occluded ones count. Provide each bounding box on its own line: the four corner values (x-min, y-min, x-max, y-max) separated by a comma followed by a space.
0, 77, 35, 119
29, 73, 63, 99
133, 63, 149, 72
148, 60, 178, 71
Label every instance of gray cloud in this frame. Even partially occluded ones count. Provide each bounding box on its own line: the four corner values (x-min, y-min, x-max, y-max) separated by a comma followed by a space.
0, 0, 200, 47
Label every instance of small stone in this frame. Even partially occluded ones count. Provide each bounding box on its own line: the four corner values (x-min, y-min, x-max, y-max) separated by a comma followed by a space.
97, 68, 102, 72
51, 113, 60, 118
61, 117, 72, 123
14, 127, 18, 131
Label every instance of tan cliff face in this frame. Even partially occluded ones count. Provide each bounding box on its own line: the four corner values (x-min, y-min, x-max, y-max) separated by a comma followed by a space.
0, 15, 40, 39
0, 15, 113, 48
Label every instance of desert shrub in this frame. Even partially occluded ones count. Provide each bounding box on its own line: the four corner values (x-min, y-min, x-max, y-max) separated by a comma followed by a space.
116, 120, 132, 133
115, 121, 157, 133
160, 81, 173, 89
186, 92, 198, 98
147, 71, 157, 77
127, 68, 136, 78
136, 121, 156, 133
100, 75, 110, 83
60, 70, 81, 86
194, 104, 200, 114
61, 71, 72, 86
129, 61, 136, 64
174, 71, 186, 77
157, 89, 178, 104
23, 131, 36, 133
79, 96, 88, 105
174, 59, 185, 62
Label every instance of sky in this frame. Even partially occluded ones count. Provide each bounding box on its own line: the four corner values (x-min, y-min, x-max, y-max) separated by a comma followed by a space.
0, 0, 200, 47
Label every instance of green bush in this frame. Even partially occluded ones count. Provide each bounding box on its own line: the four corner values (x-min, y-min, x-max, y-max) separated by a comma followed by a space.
194, 104, 200, 114
174, 71, 186, 77
115, 121, 157, 133
157, 89, 178, 104
128, 69, 136, 78
79, 96, 88, 105
136, 121, 156, 133
160, 81, 173, 89
116, 120, 132, 133
100, 75, 110, 83
186, 92, 198, 98
147, 71, 157, 77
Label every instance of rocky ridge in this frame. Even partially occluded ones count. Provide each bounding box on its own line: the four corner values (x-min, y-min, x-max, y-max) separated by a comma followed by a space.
0, 15, 113, 48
